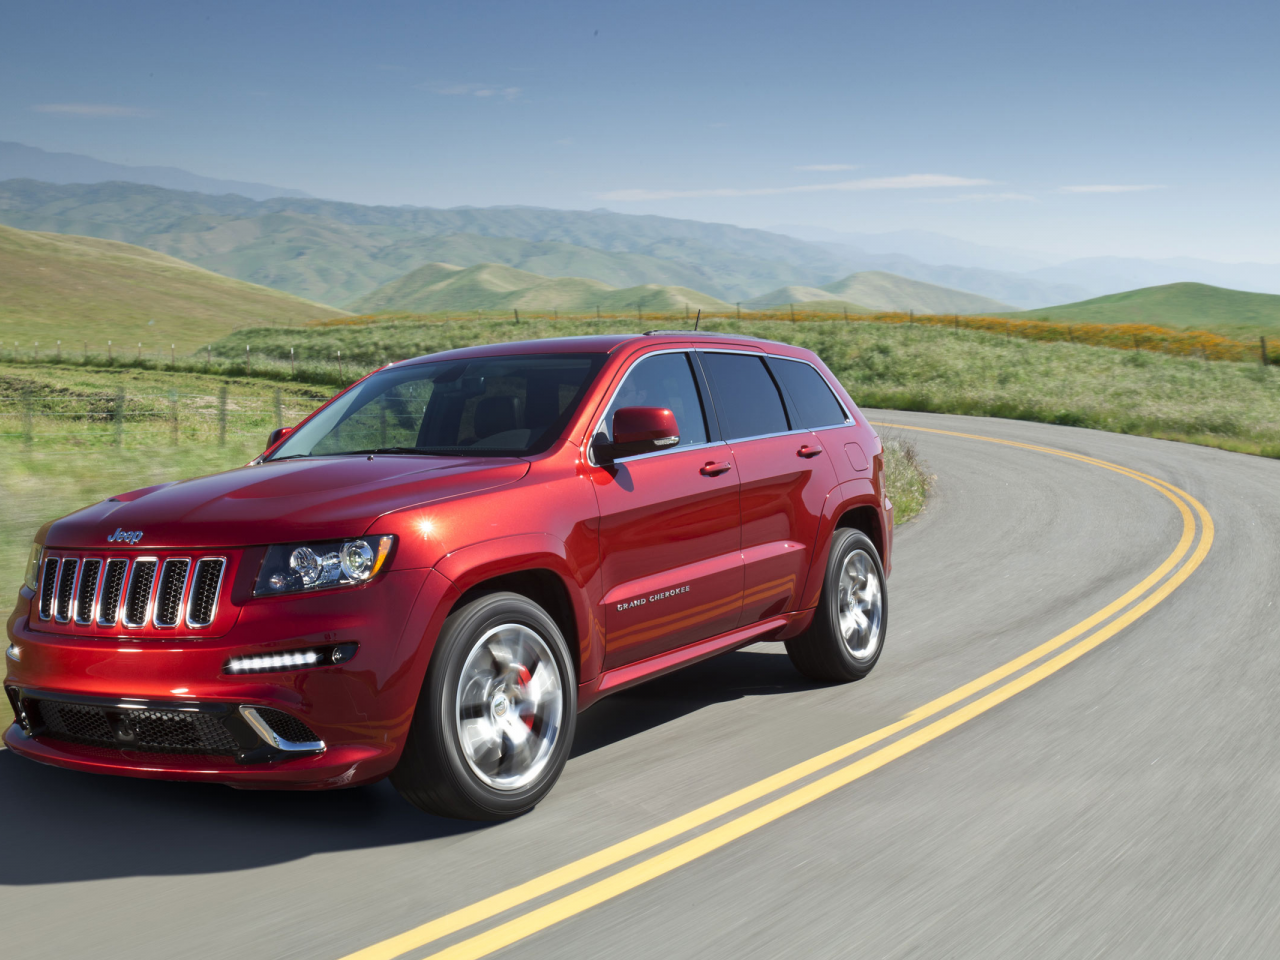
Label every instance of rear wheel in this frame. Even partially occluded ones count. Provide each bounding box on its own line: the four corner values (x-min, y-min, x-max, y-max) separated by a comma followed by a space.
786, 529, 887, 683
392, 591, 576, 820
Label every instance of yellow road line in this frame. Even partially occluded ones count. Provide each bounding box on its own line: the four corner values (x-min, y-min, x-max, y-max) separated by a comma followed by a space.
341, 428, 1212, 960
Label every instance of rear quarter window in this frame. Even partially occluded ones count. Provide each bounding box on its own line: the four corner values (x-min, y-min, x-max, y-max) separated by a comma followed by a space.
767, 357, 849, 428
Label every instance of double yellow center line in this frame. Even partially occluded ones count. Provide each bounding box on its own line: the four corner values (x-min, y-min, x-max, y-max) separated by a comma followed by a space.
340, 424, 1213, 960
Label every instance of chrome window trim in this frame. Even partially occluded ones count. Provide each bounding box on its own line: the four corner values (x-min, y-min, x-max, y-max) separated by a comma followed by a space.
121, 557, 160, 629
152, 557, 194, 629
586, 347, 714, 468
762, 353, 854, 425
185, 557, 228, 629
97, 557, 132, 628
53, 558, 80, 623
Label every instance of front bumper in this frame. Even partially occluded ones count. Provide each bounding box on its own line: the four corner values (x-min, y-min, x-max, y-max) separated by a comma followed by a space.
4, 568, 460, 788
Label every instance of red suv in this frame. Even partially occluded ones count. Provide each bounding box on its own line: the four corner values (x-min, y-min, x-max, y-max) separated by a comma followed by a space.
5, 332, 892, 819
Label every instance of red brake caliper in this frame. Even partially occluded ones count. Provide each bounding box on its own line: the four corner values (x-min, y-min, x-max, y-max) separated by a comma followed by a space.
515, 664, 535, 728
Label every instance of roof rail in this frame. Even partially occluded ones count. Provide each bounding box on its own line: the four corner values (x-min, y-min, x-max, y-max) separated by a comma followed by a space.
642, 330, 769, 341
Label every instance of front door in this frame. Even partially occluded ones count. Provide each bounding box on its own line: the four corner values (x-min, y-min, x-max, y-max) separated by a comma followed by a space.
697, 350, 839, 626
590, 350, 743, 668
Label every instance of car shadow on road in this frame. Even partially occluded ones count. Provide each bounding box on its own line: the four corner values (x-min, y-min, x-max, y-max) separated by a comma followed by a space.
572, 644, 810, 757
1, 645, 811, 886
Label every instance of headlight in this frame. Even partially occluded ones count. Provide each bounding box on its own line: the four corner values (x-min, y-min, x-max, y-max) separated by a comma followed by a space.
254, 536, 395, 597
23, 542, 43, 592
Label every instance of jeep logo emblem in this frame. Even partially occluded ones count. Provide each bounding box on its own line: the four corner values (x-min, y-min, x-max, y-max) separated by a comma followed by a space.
107, 528, 144, 545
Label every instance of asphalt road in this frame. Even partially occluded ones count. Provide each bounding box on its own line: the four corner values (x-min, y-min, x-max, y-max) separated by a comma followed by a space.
3, 410, 1278, 960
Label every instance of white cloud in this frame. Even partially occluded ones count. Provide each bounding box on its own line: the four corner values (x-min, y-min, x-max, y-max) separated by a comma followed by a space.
795, 163, 857, 172
599, 173, 993, 202
1058, 184, 1165, 193
429, 83, 521, 100
921, 192, 1036, 203
31, 103, 152, 117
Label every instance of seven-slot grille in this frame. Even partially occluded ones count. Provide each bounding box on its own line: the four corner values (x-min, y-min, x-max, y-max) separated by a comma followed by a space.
33, 552, 226, 632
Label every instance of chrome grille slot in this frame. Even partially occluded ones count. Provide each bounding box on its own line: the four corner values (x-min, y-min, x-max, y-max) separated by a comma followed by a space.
39, 557, 59, 620
152, 559, 191, 628
186, 558, 225, 628
122, 559, 159, 628
75, 559, 102, 624
55, 559, 79, 622
97, 559, 130, 627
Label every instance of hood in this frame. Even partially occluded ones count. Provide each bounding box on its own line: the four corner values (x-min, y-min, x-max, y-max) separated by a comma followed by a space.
45, 455, 530, 549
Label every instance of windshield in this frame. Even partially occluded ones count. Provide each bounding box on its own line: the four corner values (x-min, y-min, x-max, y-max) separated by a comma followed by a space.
269, 353, 607, 460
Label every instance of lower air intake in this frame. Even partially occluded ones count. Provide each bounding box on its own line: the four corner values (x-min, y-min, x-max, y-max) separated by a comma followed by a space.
255, 708, 321, 746
27, 699, 239, 755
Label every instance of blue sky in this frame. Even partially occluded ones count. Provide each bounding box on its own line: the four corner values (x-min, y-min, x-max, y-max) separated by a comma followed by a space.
3, 0, 1279, 261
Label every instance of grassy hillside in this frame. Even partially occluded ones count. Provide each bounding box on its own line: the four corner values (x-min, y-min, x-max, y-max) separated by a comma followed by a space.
0, 224, 346, 351
1011, 282, 1280, 337
745, 271, 1012, 314
351, 261, 728, 314
0, 179, 862, 305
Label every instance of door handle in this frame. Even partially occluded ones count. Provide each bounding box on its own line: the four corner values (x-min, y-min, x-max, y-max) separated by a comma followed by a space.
797, 445, 823, 458
700, 461, 733, 476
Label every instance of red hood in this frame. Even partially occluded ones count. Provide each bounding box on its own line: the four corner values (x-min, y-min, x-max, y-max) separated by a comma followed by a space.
44, 455, 530, 550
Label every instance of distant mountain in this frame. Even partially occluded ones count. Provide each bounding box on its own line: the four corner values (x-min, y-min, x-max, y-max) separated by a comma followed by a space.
774, 225, 1052, 273
0, 180, 861, 305
1009, 282, 1280, 337
0, 141, 309, 201
744, 285, 870, 311
351, 261, 728, 315
0, 223, 344, 351
746, 271, 1012, 314
1028, 257, 1280, 299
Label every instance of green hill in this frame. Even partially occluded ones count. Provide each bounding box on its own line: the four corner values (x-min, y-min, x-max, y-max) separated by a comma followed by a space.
745, 271, 1011, 315
350, 262, 728, 315
1009, 282, 1280, 337
0, 223, 346, 351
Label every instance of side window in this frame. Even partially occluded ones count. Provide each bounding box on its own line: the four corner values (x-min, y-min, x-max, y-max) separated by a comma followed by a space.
767, 357, 848, 428
600, 352, 709, 448
698, 352, 789, 440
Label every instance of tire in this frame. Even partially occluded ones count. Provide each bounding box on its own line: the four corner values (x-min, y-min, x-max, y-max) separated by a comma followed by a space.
785, 529, 887, 683
392, 591, 577, 820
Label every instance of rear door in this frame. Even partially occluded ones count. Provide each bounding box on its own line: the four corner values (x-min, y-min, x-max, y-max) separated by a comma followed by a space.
591, 350, 743, 668
696, 350, 839, 626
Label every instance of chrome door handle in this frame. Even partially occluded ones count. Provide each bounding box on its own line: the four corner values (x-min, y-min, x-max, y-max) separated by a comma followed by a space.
797, 445, 823, 458
700, 461, 732, 476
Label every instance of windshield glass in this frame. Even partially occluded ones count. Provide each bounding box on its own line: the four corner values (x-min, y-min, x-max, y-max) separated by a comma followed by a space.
269, 353, 606, 459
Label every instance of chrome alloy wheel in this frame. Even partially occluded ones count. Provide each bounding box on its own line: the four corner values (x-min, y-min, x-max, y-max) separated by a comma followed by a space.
836, 549, 883, 661
455, 623, 565, 791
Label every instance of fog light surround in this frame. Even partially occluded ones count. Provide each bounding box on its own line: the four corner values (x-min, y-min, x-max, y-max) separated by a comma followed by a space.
5, 644, 19, 662
224, 642, 359, 675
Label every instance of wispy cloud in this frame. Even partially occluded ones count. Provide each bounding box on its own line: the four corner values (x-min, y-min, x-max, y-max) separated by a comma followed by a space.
31, 103, 152, 117
428, 83, 521, 100
599, 173, 993, 202
1058, 184, 1165, 194
795, 163, 857, 172
921, 192, 1036, 203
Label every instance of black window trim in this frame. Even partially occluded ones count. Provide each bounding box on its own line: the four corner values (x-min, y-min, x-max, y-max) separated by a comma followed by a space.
587, 348, 721, 467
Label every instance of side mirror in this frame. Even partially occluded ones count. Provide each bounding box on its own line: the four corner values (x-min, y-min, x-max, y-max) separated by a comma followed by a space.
595, 407, 679, 461
267, 426, 294, 449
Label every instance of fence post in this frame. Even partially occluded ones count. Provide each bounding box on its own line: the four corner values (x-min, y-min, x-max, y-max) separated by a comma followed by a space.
21, 387, 32, 446
169, 389, 179, 445
206, 345, 211, 368
83, 340, 87, 361
596, 306, 601, 320
513, 308, 519, 322
274, 388, 283, 431
1262, 336, 1269, 366
56, 340, 61, 361
637, 305, 641, 322
338, 350, 343, 380
114, 387, 125, 445
170, 343, 175, 366
290, 346, 295, 376
137, 342, 141, 361
218, 386, 228, 446
108, 340, 113, 362
790, 303, 795, 321
843, 306, 848, 321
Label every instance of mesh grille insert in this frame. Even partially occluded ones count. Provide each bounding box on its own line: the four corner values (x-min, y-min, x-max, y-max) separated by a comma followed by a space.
98, 559, 129, 626
122, 559, 158, 627
256, 708, 321, 745
75, 559, 102, 624
39, 558, 58, 620
55, 559, 79, 622
30, 699, 238, 755
153, 559, 191, 627
187, 558, 225, 627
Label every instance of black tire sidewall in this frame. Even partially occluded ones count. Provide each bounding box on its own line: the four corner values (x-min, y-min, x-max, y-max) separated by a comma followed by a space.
422, 592, 577, 819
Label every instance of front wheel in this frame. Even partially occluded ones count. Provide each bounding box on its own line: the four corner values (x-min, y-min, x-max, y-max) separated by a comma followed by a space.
392, 592, 577, 820
785, 529, 887, 683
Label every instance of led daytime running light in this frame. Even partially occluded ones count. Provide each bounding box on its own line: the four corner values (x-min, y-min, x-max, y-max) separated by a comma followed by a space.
223, 642, 358, 675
